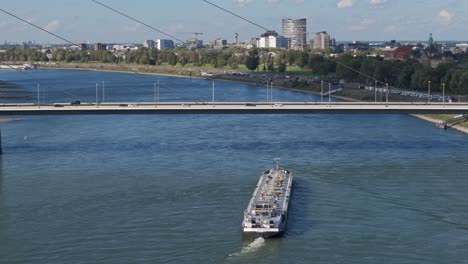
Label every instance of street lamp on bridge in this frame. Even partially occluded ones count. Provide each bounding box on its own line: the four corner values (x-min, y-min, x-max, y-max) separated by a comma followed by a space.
37, 84, 40, 108
212, 80, 215, 102
443, 83, 446, 105
374, 80, 377, 103
321, 80, 324, 103
95, 82, 99, 107
386, 83, 389, 104
428, 80, 431, 103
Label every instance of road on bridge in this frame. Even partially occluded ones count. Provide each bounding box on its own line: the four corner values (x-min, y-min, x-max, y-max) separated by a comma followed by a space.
0, 102, 467, 115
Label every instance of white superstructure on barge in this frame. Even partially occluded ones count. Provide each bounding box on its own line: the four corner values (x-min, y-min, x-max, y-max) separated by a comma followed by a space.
242, 159, 293, 238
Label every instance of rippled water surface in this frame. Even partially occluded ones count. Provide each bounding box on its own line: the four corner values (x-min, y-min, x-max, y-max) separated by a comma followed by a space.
1, 70, 467, 264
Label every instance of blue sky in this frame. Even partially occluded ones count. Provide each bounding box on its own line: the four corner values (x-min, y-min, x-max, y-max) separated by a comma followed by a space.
1, 0, 467, 44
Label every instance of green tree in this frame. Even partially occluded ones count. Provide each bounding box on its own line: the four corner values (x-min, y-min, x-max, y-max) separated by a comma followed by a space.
336, 54, 362, 82
447, 69, 468, 94
139, 53, 150, 65
103, 52, 116, 63
214, 53, 227, 68
167, 52, 177, 66
260, 50, 269, 71
410, 66, 433, 91
295, 52, 309, 68
188, 50, 200, 66
398, 64, 417, 89
276, 51, 287, 73
40, 53, 49, 62
359, 57, 378, 83
286, 50, 298, 66
278, 62, 287, 73
245, 49, 260, 72
457, 71, 468, 94
267, 62, 275, 72
148, 48, 158, 65
432, 62, 457, 92
53, 49, 66, 61
308, 54, 325, 74
227, 57, 238, 69
65, 52, 75, 62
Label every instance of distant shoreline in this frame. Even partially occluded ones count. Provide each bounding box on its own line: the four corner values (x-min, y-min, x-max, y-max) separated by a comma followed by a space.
37, 63, 327, 96
35, 63, 466, 134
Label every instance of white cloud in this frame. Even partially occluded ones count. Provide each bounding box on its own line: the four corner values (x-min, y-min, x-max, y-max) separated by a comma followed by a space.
21, 18, 36, 28
337, 0, 355, 8
233, 0, 253, 7
165, 23, 186, 34
438, 9, 454, 25
384, 25, 397, 33
370, 0, 386, 6
349, 18, 374, 31
123, 22, 142, 32
44, 20, 60, 32
5, 17, 37, 32
295, 0, 305, 4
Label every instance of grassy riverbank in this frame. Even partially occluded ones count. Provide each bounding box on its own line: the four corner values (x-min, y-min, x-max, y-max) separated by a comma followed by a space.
429, 114, 468, 126
414, 115, 468, 134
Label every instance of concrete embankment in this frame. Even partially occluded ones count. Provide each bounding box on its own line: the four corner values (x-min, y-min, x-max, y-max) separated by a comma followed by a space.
412, 114, 468, 134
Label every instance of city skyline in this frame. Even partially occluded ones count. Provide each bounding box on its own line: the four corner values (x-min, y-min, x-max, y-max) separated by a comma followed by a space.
1, 0, 467, 44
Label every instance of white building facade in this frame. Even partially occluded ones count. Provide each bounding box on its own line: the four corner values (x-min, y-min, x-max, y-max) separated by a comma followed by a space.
157, 39, 175, 50
313, 31, 331, 50
143, 40, 155, 49
257, 31, 289, 49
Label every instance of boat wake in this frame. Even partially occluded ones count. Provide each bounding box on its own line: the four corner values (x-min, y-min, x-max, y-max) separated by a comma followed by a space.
228, 237, 265, 257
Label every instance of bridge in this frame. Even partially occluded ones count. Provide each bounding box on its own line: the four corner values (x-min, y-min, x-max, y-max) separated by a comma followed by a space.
0, 102, 467, 115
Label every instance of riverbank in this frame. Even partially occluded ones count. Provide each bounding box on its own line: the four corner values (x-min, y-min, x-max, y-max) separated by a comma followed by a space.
36, 62, 467, 134
37, 62, 227, 78
36, 62, 343, 98
412, 115, 468, 134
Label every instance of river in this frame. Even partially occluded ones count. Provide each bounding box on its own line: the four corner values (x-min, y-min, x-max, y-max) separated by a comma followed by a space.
0, 69, 467, 264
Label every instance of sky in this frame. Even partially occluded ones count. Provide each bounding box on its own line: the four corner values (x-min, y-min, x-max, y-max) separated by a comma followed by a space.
1, 0, 467, 44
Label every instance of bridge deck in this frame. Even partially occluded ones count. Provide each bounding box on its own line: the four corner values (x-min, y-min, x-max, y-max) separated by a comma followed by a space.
0, 102, 467, 115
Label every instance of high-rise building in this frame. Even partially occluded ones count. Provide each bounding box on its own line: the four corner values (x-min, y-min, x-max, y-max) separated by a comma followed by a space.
143, 40, 155, 49
282, 18, 307, 49
80, 43, 88, 51
313, 31, 331, 50
157, 39, 175, 50
185, 39, 203, 49
258, 31, 289, 49
95, 43, 107, 51
209, 39, 227, 48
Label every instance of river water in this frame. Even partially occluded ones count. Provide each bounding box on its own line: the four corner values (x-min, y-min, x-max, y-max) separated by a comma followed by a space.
0, 69, 467, 264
